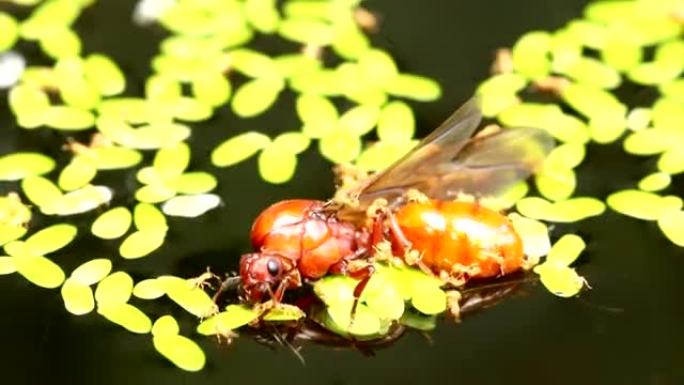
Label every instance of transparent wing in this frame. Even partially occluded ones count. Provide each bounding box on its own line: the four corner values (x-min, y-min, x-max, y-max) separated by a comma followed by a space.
347, 97, 553, 210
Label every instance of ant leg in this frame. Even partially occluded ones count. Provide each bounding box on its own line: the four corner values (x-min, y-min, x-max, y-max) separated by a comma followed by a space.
347, 264, 375, 329
211, 275, 242, 304
369, 210, 386, 249
386, 211, 411, 255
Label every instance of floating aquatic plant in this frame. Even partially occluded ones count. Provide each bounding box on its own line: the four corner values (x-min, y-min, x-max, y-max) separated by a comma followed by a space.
0, 0, 683, 373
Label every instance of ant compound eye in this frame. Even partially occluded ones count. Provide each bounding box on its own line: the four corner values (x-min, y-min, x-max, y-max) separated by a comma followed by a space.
266, 258, 280, 276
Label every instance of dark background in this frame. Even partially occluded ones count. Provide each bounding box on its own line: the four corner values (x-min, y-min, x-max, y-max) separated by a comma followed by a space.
1, 0, 683, 384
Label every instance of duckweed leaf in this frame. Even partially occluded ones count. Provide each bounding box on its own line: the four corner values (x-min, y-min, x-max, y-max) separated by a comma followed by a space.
171, 97, 213, 122
411, 281, 447, 315
358, 49, 399, 88
91, 147, 143, 170
319, 129, 362, 164
230, 49, 281, 79
258, 144, 297, 184
363, 275, 405, 320
535, 166, 576, 201
546, 234, 586, 266
39, 28, 82, 59
536, 263, 585, 297
0, 153, 56, 181
58, 157, 97, 191
153, 334, 206, 372
119, 230, 166, 259
42, 185, 113, 216
135, 184, 176, 203
512, 31, 552, 79
384, 73, 441, 101
211, 132, 271, 167
173, 173, 217, 195
91, 207, 133, 239
0, 225, 27, 247
509, 214, 551, 259
70, 259, 112, 286
606, 190, 673, 220
272, 132, 310, 154
126, 277, 160, 298
516, 197, 605, 223
377, 101, 415, 143
44, 106, 95, 131
95, 271, 134, 305
134, 203, 168, 232
231, 77, 284, 118
153, 142, 190, 178
638, 172, 671, 192
0, 256, 16, 275
297, 94, 338, 138
326, 303, 382, 336
25, 223, 77, 255
98, 303, 152, 334
196, 305, 259, 336
152, 315, 180, 337
58, 78, 100, 110
84, 54, 125, 96
278, 18, 334, 45
164, 282, 217, 318
161, 194, 221, 218
658, 210, 684, 247
262, 304, 305, 322
191, 73, 231, 107
0, 13, 19, 52
13, 254, 65, 289
61, 278, 95, 315
339, 105, 380, 136
658, 149, 684, 175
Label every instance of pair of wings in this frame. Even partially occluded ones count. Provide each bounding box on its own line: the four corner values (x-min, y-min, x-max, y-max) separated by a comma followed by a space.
344, 97, 554, 212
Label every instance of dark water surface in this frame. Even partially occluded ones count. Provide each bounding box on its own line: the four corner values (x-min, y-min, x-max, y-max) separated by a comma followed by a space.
1, 1, 683, 384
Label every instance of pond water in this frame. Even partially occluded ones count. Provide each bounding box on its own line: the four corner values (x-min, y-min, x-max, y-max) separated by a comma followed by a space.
0, 0, 683, 384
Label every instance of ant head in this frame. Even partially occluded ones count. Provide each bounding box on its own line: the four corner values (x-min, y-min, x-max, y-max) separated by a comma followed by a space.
239, 253, 297, 302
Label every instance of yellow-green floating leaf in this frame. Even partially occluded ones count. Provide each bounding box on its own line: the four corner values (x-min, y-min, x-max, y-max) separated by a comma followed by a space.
638, 172, 671, 192
152, 334, 206, 372
196, 304, 259, 336
509, 214, 551, 259
606, 190, 673, 220
98, 303, 152, 334
211, 131, 271, 167
84, 54, 125, 96
42, 185, 112, 216
61, 278, 95, 315
384, 73, 441, 101
152, 315, 180, 337
319, 129, 362, 164
658, 210, 684, 247
0, 256, 16, 275
546, 234, 585, 266
134, 203, 168, 231
258, 144, 297, 184
25, 223, 77, 255
91, 207, 132, 240
377, 101, 415, 143
133, 278, 166, 300
21, 176, 62, 207
231, 77, 284, 118
58, 157, 97, 191
14, 254, 65, 289
95, 271, 134, 305
162, 194, 221, 218
119, 230, 166, 259
70, 259, 112, 286
0, 152, 55, 181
